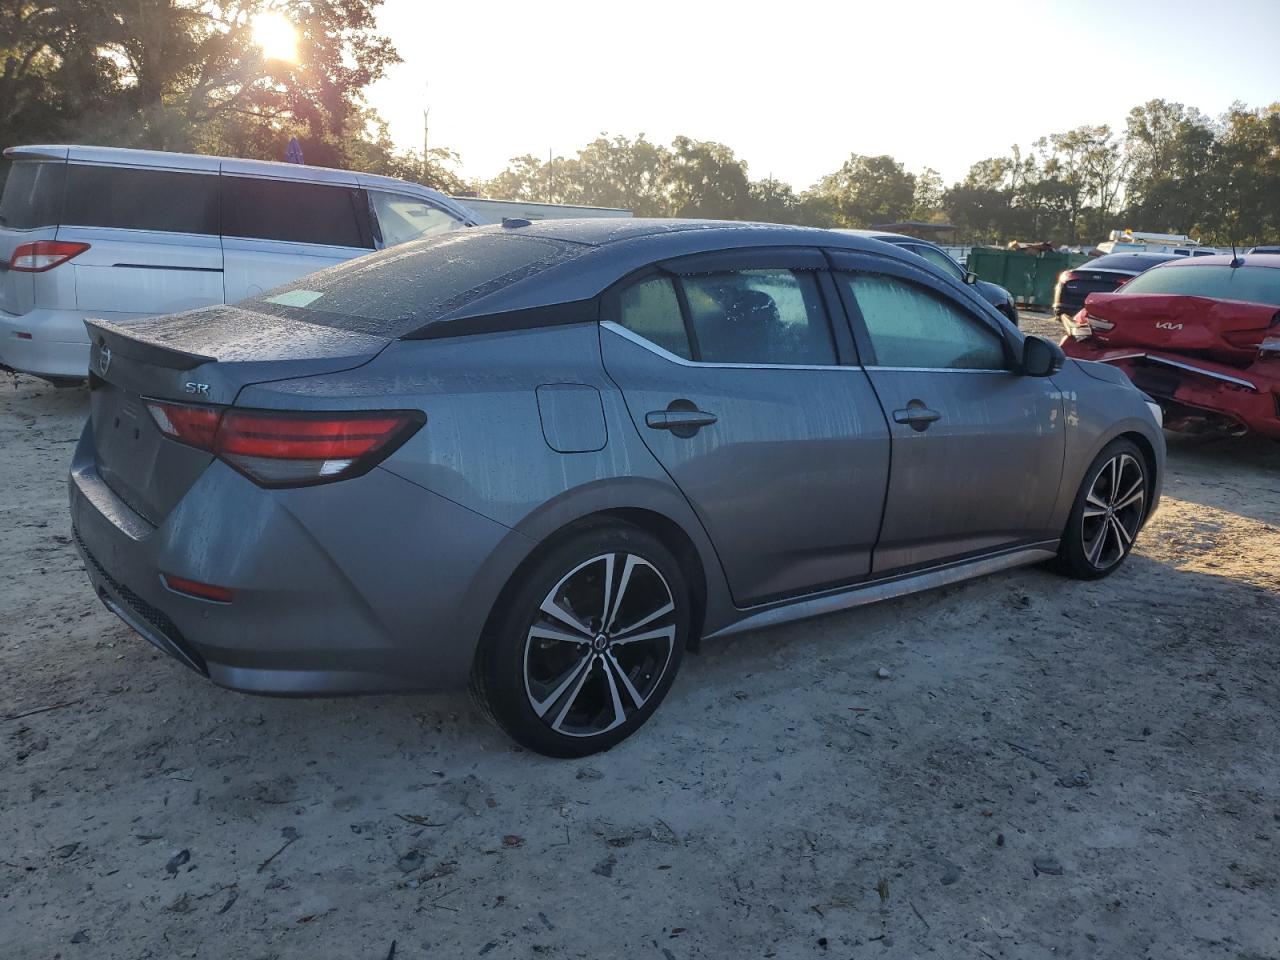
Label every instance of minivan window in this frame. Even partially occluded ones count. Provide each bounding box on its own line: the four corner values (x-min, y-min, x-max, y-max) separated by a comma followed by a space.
251, 232, 582, 336
0, 161, 66, 229
62, 164, 219, 235
223, 176, 372, 248
371, 191, 459, 247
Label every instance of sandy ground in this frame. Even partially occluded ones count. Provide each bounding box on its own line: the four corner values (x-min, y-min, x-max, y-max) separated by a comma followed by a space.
3, 317, 1280, 959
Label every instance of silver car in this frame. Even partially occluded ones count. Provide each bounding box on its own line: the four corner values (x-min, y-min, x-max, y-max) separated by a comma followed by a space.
0, 145, 478, 384
70, 220, 1165, 757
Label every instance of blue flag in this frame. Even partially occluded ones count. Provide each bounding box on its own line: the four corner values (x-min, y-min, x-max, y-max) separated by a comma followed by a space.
285, 138, 304, 164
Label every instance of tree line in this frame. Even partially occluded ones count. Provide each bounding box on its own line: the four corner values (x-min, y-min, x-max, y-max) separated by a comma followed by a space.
4, 3, 1278, 245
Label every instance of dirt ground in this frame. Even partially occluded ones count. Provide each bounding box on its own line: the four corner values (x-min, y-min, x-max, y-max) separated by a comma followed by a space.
3, 314, 1280, 960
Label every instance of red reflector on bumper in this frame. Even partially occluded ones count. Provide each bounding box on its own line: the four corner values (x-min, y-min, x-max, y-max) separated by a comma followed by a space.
162, 574, 233, 603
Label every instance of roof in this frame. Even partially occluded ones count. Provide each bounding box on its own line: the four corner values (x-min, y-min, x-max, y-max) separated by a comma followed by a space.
870, 221, 957, 234
2, 144, 473, 221
480, 217, 851, 247
1150, 253, 1280, 270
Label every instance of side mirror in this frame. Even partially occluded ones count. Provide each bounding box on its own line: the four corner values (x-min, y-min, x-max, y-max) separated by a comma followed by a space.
964, 271, 978, 285
1022, 335, 1065, 377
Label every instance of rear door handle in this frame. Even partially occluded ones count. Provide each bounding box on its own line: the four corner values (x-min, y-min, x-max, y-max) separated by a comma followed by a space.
893, 403, 942, 432
645, 409, 718, 431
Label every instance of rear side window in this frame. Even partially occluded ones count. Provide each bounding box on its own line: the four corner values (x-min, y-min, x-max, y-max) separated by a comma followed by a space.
0, 161, 66, 229
842, 272, 1007, 370
251, 232, 582, 336
683, 269, 836, 365
62, 164, 219, 234
618, 277, 692, 359
223, 176, 372, 248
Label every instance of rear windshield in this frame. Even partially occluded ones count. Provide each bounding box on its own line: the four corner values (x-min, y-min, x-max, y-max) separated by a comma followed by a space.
0, 161, 66, 229
1120, 264, 1280, 307
247, 231, 585, 336
1086, 253, 1176, 272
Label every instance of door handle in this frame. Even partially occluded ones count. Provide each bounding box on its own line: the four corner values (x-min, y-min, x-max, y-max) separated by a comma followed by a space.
646, 405, 718, 438
893, 402, 942, 432
646, 409, 718, 430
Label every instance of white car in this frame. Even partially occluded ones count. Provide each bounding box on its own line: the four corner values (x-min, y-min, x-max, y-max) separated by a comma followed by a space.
0, 145, 480, 383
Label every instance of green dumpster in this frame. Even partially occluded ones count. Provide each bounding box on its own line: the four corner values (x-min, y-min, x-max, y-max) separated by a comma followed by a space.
967, 248, 1090, 310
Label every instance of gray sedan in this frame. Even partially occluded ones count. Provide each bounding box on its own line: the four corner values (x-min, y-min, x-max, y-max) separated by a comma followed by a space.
70, 220, 1164, 757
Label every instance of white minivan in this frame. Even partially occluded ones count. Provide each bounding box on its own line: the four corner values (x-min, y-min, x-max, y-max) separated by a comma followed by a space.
0, 145, 480, 383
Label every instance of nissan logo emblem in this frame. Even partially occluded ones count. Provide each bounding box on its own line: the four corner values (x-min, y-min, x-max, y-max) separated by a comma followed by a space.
98, 343, 112, 376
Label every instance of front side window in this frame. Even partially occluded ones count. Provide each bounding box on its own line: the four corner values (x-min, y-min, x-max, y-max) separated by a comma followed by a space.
222, 176, 371, 248
371, 191, 460, 247
62, 164, 219, 234
842, 272, 1007, 370
908, 244, 965, 281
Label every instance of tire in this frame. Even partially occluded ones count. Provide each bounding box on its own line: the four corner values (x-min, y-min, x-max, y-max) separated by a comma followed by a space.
1054, 438, 1149, 580
470, 522, 690, 758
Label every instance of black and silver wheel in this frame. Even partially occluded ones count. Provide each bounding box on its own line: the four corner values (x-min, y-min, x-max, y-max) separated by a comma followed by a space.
1055, 438, 1148, 579
471, 523, 689, 757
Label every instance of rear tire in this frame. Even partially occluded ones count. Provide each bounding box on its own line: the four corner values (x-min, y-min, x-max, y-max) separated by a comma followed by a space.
1055, 438, 1148, 580
470, 523, 689, 758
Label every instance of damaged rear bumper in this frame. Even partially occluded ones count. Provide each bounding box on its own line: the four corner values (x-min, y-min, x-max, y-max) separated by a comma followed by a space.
1063, 341, 1280, 439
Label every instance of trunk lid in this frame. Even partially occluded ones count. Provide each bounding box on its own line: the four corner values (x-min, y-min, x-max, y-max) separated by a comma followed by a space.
1061, 269, 1128, 305
1083, 292, 1279, 366
85, 305, 390, 524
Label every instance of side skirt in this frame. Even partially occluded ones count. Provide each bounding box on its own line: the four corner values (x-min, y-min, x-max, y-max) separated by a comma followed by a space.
704, 541, 1060, 640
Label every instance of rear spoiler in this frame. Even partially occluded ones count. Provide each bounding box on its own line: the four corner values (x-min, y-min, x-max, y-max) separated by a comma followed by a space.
84, 318, 214, 371
3, 145, 70, 162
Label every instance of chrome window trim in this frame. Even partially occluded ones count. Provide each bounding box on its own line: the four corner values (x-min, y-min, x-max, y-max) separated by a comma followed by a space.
863, 365, 1015, 375
601, 320, 854, 372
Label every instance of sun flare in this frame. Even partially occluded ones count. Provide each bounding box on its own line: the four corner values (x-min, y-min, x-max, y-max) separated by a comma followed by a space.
252, 11, 298, 64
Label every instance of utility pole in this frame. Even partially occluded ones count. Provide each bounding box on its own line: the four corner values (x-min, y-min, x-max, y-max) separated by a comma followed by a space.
422, 82, 430, 185
422, 108, 430, 184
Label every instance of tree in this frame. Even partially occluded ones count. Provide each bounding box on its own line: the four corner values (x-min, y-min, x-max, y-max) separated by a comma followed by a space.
664, 136, 752, 219
808, 154, 915, 228
912, 167, 945, 221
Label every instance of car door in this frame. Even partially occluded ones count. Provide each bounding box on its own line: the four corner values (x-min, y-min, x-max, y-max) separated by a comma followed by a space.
219, 169, 375, 302
599, 248, 891, 606
58, 161, 224, 317
829, 251, 1064, 573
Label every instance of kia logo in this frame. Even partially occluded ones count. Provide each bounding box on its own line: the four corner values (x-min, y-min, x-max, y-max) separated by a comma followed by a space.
98, 343, 112, 376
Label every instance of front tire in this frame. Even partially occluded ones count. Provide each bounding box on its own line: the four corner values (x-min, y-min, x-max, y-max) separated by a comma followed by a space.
1055, 438, 1148, 580
470, 523, 689, 758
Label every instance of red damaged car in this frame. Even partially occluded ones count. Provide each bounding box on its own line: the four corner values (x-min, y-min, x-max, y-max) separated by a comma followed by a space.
1062, 254, 1280, 439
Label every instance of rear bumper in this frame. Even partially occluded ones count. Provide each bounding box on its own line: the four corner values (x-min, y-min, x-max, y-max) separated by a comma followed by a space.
0, 306, 142, 380
1063, 340, 1280, 439
69, 424, 533, 695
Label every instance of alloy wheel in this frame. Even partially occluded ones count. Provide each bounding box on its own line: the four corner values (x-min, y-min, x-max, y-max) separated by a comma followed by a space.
1081, 453, 1145, 570
523, 553, 677, 738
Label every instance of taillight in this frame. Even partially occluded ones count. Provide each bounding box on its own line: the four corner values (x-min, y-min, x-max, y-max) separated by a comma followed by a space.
145, 401, 424, 487
1058, 271, 1078, 284
8, 241, 90, 273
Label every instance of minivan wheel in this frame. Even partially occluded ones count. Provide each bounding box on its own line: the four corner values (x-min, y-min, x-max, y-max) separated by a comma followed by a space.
470, 523, 689, 758
1055, 438, 1148, 580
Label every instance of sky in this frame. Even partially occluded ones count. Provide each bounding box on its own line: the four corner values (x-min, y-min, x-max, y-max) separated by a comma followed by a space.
368, 0, 1280, 190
